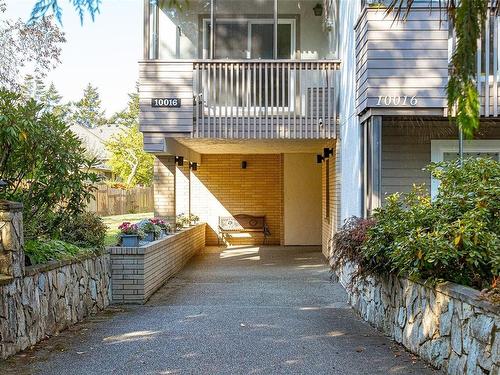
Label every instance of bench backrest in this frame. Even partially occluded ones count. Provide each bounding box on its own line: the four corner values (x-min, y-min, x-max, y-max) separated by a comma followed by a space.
219, 214, 266, 230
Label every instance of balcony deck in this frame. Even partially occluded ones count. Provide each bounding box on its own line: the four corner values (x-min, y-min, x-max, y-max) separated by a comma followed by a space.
139, 60, 341, 151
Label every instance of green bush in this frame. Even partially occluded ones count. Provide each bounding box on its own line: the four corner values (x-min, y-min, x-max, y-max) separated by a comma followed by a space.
59, 212, 107, 249
24, 239, 92, 266
360, 157, 499, 290
0, 89, 101, 240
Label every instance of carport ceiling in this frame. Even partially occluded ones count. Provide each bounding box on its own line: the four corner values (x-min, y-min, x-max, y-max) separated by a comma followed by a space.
174, 138, 335, 154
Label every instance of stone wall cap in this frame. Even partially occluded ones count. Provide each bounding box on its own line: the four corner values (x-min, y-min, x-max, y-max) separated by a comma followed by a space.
0, 200, 23, 211
25, 250, 109, 276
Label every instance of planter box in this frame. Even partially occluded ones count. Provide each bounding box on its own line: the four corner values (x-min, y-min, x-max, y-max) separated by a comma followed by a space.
121, 234, 139, 247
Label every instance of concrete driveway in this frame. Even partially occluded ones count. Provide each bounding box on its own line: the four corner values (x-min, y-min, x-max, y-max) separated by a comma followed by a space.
1, 246, 438, 374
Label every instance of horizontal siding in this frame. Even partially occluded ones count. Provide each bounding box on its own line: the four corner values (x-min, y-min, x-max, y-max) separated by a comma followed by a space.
139, 61, 194, 146
355, 9, 449, 115
381, 119, 500, 199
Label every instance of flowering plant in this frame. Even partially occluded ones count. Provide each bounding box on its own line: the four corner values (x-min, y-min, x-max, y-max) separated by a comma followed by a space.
151, 217, 171, 232
118, 222, 141, 235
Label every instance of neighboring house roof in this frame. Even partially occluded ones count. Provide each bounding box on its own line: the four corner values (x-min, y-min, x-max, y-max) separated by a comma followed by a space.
70, 124, 126, 172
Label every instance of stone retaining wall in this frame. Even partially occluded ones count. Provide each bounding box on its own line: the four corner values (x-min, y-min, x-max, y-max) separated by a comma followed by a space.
0, 254, 111, 359
109, 223, 206, 304
0, 200, 111, 359
334, 261, 499, 375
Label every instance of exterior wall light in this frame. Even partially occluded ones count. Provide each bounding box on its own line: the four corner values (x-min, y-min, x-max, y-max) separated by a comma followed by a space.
175, 156, 184, 166
316, 155, 324, 164
241, 161, 247, 169
323, 147, 334, 158
313, 3, 323, 16
190, 162, 198, 171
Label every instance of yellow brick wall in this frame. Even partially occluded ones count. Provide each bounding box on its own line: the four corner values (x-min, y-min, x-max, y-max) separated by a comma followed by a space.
322, 143, 339, 259
191, 154, 283, 246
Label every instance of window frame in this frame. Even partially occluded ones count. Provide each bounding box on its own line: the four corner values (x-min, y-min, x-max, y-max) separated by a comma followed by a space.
430, 139, 500, 198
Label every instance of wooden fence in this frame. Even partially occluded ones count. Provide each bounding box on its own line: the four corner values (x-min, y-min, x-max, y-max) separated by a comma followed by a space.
87, 185, 154, 216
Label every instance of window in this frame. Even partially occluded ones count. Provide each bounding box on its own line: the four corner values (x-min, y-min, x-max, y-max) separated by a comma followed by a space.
430, 140, 500, 198
202, 18, 296, 59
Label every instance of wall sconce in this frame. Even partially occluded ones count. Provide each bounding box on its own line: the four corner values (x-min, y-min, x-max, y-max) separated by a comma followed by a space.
189, 162, 198, 171
313, 3, 323, 16
241, 161, 247, 169
316, 155, 324, 164
323, 147, 334, 159
175, 156, 184, 166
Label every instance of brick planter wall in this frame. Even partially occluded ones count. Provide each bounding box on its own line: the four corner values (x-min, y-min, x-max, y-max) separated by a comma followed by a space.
333, 261, 499, 375
109, 223, 206, 304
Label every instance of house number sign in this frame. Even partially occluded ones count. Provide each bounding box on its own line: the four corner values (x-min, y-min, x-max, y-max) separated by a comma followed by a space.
151, 98, 181, 108
376, 95, 418, 106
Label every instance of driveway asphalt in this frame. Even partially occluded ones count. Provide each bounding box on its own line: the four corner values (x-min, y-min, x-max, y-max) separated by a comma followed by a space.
0, 246, 439, 375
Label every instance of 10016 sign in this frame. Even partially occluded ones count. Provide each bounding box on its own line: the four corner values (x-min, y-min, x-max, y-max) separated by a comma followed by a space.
151, 98, 181, 108
376, 95, 418, 106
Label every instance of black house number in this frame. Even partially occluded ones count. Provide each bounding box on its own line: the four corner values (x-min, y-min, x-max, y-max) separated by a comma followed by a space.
151, 98, 181, 108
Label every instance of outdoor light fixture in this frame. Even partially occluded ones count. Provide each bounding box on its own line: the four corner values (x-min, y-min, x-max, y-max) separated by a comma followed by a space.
190, 162, 198, 171
313, 3, 323, 16
175, 156, 184, 166
316, 155, 324, 164
241, 161, 247, 169
323, 147, 333, 159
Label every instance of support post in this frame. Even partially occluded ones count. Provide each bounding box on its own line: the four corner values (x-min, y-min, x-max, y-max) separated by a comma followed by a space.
154, 156, 176, 228
0, 200, 24, 280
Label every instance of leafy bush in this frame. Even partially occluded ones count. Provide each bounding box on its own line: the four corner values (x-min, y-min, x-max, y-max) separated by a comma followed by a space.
330, 217, 375, 269
59, 212, 107, 249
360, 157, 499, 290
24, 239, 92, 266
0, 89, 101, 240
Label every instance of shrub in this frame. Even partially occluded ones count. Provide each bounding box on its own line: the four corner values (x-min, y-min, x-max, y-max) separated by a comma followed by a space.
330, 217, 375, 269
0, 89, 101, 240
361, 157, 499, 290
59, 212, 107, 249
24, 239, 92, 266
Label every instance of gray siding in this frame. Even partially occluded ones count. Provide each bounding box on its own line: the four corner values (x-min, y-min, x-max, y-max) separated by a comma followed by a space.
356, 9, 449, 115
139, 61, 194, 152
381, 119, 500, 198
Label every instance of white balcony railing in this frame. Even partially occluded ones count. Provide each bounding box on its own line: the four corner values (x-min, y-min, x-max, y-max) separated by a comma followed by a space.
193, 60, 340, 139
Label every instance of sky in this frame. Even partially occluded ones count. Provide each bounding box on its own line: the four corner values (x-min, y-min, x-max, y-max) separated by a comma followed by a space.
5, 0, 142, 116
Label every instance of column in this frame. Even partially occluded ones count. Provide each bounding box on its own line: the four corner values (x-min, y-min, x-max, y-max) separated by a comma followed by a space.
154, 156, 176, 227
0, 200, 24, 279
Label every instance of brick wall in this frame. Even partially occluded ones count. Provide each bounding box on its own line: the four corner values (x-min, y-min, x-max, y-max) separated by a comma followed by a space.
154, 156, 176, 227
191, 154, 283, 246
176, 163, 190, 217
322, 144, 339, 259
109, 224, 205, 304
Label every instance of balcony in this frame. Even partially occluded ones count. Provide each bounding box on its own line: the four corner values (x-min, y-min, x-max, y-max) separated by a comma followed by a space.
139, 0, 340, 149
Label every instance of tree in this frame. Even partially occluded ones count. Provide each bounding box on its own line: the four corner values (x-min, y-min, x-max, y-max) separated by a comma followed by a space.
388, 0, 499, 139
20, 75, 70, 119
70, 83, 107, 127
29, 0, 188, 23
106, 126, 154, 187
0, 0, 65, 89
109, 89, 139, 128
0, 88, 101, 239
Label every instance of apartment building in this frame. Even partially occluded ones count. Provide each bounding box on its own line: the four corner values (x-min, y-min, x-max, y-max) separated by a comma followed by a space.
139, 0, 500, 256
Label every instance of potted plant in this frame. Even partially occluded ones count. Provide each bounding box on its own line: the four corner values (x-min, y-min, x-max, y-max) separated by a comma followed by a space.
141, 220, 160, 242
118, 222, 143, 247
189, 214, 200, 225
151, 218, 171, 238
176, 213, 190, 229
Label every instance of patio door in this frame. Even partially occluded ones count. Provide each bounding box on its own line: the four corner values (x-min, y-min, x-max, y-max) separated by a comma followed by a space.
204, 18, 295, 59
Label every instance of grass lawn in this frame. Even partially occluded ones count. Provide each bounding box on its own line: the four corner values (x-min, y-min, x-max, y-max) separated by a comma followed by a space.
102, 212, 153, 247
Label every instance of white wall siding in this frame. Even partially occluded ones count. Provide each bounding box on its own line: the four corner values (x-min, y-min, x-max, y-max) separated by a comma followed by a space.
338, 0, 363, 223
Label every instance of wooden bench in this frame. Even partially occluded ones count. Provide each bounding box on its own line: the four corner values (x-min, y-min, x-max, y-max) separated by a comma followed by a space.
218, 214, 270, 245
